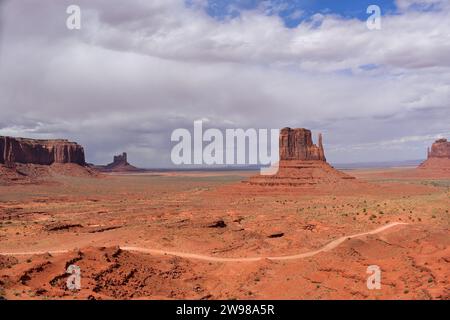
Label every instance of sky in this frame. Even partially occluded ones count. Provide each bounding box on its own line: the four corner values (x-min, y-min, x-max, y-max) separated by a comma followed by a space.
0, 0, 449, 167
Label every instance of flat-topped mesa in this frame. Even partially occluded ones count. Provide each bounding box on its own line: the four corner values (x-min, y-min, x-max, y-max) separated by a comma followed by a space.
427, 138, 450, 159
0, 136, 86, 166
280, 128, 326, 161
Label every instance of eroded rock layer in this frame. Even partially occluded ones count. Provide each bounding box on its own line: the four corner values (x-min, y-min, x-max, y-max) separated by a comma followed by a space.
248, 160, 355, 186
280, 127, 325, 161
418, 138, 450, 174
0, 136, 85, 166
95, 152, 142, 172
427, 138, 450, 159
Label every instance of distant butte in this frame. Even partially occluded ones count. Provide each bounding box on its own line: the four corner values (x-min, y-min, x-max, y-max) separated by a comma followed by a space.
418, 138, 450, 173
248, 128, 355, 187
95, 152, 142, 172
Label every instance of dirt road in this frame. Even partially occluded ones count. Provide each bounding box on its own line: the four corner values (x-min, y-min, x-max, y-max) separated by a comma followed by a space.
0, 222, 408, 262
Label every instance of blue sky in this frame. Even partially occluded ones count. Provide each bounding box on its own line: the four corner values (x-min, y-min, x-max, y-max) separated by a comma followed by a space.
194, 0, 399, 27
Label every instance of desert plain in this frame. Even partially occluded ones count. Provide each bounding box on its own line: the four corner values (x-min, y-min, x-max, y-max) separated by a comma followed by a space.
0, 166, 448, 300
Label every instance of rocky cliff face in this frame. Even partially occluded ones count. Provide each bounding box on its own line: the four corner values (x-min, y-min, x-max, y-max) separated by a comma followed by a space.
248, 128, 356, 186
418, 138, 450, 174
112, 152, 128, 167
0, 136, 86, 166
279, 128, 326, 161
427, 138, 450, 159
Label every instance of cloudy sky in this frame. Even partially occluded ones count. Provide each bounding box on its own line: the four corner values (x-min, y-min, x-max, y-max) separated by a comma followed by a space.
0, 0, 449, 167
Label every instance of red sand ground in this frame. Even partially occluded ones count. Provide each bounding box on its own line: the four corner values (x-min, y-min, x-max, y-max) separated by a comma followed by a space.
247, 160, 355, 186
0, 164, 98, 186
0, 168, 448, 300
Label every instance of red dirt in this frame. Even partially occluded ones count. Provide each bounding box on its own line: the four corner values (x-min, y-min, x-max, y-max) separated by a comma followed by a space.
247, 160, 356, 187
0, 163, 99, 186
0, 168, 448, 300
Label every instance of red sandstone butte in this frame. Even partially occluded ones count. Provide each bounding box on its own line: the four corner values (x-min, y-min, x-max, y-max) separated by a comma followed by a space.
427, 138, 450, 159
248, 128, 355, 186
418, 138, 450, 172
96, 152, 142, 172
280, 127, 325, 161
0, 136, 85, 167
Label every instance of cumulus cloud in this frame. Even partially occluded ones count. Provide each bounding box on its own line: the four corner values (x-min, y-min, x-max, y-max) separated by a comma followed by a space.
0, 0, 448, 166
396, 0, 450, 11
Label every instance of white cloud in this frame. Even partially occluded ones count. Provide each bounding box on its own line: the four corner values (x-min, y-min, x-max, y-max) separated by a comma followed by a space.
0, 0, 449, 166
396, 0, 450, 11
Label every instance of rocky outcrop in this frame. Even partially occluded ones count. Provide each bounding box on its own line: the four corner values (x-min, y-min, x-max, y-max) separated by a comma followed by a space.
0, 136, 85, 166
95, 152, 141, 172
279, 128, 326, 161
248, 128, 355, 187
418, 138, 450, 174
427, 138, 450, 159
112, 152, 128, 166
0, 136, 97, 185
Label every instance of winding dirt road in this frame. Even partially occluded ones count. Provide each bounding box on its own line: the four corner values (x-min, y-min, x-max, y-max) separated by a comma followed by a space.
0, 222, 407, 262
